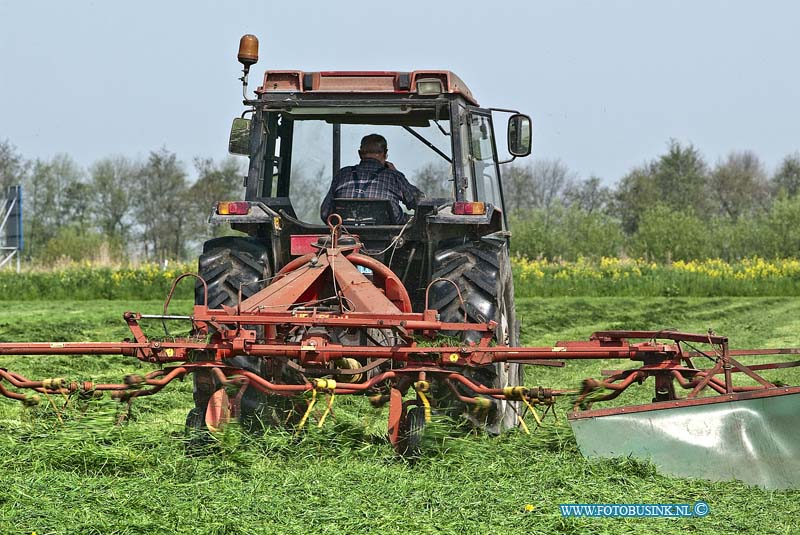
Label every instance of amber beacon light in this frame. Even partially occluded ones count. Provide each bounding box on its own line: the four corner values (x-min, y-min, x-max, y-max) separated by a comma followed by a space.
238, 34, 259, 68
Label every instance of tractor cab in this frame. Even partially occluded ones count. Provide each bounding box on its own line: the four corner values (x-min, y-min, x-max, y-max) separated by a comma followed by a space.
209, 34, 532, 313
225, 68, 531, 226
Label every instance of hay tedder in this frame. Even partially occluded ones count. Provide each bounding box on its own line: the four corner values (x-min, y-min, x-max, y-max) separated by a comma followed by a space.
2, 35, 800, 489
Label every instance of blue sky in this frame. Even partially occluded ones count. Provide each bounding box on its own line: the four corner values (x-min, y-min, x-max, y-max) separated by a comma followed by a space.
1, 0, 797, 183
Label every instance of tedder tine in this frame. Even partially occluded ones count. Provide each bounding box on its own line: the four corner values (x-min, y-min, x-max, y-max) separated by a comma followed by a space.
387, 387, 405, 453
205, 388, 232, 434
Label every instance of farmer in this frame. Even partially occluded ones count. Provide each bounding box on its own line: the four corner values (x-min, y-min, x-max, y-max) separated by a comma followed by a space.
320, 133, 424, 224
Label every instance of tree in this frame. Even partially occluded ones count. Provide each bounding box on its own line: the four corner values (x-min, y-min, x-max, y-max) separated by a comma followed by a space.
24, 159, 54, 258
188, 156, 244, 242
708, 151, 770, 219
290, 162, 329, 223
758, 196, 800, 258
631, 204, 711, 262
530, 158, 574, 211
613, 164, 659, 233
23, 154, 84, 258
49, 154, 85, 224
39, 225, 107, 264
510, 204, 624, 260
652, 140, 709, 214
503, 159, 574, 216
0, 139, 28, 192
614, 141, 709, 233
564, 176, 612, 214
772, 152, 800, 198
89, 156, 138, 245
409, 161, 452, 199
133, 149, 189, 261
501, 163, 534, 216
62, 180, 95, 229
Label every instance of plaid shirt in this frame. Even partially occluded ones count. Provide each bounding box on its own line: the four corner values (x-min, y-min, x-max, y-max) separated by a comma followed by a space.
320, 158, 423, 224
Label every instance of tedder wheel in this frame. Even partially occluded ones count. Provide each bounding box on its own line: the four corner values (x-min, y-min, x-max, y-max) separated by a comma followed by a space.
397, 405, 426, 458
191, 236, 299, 437
428, 238, 524, 434
184, 406, 215, 454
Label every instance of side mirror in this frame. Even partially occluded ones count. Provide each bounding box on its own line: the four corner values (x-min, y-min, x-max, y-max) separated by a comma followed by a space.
507, 114, 532, 157
228, 117, 252, 155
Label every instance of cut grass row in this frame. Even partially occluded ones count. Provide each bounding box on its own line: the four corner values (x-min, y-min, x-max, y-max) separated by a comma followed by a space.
0, 298, 799, 534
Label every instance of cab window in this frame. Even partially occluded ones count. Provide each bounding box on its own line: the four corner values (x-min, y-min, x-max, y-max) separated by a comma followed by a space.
467, 112, 501, 208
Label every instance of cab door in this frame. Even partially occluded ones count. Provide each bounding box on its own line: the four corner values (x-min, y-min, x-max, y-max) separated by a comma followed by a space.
466, 107, 506, 228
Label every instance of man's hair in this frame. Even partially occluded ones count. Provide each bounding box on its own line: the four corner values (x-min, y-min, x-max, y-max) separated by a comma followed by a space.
359, 134, 388, 155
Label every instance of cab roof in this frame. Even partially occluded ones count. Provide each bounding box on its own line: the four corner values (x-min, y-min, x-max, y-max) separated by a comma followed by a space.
256, 70, 478, 106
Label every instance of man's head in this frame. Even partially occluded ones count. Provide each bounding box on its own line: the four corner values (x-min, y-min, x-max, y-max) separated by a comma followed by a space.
358, 134, 388, 164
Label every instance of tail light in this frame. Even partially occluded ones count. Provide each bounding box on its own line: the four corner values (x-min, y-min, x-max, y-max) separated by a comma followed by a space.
452, 201, 486, 215
217, 201, 250, 215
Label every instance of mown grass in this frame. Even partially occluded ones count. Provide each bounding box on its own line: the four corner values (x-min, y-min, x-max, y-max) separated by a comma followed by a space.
0, 298, 799, 534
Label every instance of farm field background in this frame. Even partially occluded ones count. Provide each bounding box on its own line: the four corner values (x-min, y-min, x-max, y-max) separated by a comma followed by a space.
1, 297, 799, 534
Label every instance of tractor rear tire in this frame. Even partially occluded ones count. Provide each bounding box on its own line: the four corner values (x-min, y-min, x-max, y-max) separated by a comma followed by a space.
195, 236, 271, 308
428, 238, 523, 434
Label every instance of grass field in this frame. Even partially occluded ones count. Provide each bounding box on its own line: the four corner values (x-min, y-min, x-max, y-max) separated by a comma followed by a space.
1, 297, 799, 534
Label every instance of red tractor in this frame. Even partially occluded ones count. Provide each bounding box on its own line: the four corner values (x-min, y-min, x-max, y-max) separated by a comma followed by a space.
192, 34, 533, 440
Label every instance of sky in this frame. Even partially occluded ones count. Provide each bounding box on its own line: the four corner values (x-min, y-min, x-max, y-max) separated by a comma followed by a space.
1, 0, 798, 184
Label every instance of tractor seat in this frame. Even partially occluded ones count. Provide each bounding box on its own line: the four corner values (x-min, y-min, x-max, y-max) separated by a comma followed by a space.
332, 198, 395, 226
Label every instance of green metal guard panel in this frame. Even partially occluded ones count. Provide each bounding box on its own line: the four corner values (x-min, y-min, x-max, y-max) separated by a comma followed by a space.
570, 390, 800, 489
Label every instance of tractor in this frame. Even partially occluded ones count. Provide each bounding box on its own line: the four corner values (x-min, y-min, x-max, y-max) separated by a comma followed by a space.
191, 34, 533, 438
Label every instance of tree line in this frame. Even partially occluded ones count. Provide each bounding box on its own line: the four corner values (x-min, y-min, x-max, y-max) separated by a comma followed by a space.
504, 141, 800, 262
0, 141, 242, 263
2, 138, 800, 264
